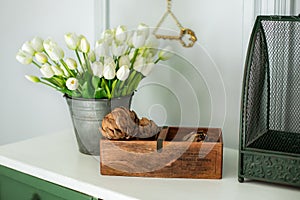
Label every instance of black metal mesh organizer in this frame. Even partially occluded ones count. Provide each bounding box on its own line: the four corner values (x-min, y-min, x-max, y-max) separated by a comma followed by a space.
239, 16, 300, 187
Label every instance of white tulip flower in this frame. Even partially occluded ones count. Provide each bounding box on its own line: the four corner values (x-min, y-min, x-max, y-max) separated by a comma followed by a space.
88, 51, 96, 63
64, 33, 79, 50
31, 37, 44, 52
66, 78, 79, 91
25, 75, 40, 83
51, 65, 63, 76
35, 52, 48, 64
126, 30, 134, 40
91, 61, 104, 78
141, 62, 155, 76
133, 64, 143, 74
119, 55, 130, 67
101, 29, 114, 44
143, 49, 154, 63
129, 51, 135, 60
104, 56, 115, 67
95, 40, 109, 57
65, 58, 77, 70
115, 25, 127, 43
133, 55, 155, 76
158, 46, 173, 61
132, 31, 146, 48
40, 64, 55, 78
43, 38, 55, 51
127, 33, 134, 47
111, 41, 126, 57
103, 63, 116, 80
43, 39, 64, 61
21, 41, 35, 55
47, 46, 64, 61
78, 36, 90, 53
137, 23, 150, 39
133, 55, 145, 70
116, 65, 130, 81
16, 50, 33, 65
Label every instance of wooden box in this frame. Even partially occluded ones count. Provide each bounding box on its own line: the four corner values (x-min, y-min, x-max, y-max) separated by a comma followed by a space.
100, 127, 223, 179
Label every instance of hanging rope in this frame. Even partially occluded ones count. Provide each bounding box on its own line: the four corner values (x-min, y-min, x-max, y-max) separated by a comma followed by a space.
153, 0, 197, 48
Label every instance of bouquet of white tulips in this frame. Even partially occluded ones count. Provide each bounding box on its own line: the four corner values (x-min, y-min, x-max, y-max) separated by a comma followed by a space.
16, 23, 172, 99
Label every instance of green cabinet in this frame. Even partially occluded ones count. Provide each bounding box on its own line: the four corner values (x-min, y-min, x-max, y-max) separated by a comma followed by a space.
0, 165, 98, 200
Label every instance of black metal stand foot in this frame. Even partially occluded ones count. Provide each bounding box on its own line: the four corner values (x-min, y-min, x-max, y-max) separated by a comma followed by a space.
238, 177, 244, 183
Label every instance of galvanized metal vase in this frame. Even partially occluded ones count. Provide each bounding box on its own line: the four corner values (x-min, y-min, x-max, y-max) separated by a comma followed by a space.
65, 93, 133, 155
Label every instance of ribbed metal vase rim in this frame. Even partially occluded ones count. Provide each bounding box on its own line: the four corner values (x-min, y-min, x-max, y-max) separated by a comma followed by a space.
63, 93, 134, 102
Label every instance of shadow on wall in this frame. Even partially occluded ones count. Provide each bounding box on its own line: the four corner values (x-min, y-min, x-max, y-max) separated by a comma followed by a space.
132, 41, 226, 130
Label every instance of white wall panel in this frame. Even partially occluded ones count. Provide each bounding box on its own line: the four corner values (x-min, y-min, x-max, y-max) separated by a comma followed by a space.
1, 0, 295, 148
0, 0, 94, 144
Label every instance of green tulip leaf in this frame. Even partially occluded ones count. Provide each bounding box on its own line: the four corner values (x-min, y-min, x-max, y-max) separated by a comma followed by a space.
52, 76, 65, 87
111, 79, 118, 94
77, 73, 85, 85
42, 76, 65, 88
112, 80, 121, 97
61, 89, 73, 96
94, 88, 107, 98
92, 76, 100, 89
81, 82, 93, 98
101, 78, 106, 89
72, 92, 82, 97
61, 89, 81, 97
83, 71, 93, 81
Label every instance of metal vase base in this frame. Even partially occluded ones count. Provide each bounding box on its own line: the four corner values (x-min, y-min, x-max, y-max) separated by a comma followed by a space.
65, 93, 133, 155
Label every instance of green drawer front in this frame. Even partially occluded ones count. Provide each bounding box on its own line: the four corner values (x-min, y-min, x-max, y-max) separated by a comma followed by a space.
0, 165, 95, 200
0, 174, 65, 200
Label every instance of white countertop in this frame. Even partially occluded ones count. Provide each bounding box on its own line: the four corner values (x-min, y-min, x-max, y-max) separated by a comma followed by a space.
0, 130, 299, 200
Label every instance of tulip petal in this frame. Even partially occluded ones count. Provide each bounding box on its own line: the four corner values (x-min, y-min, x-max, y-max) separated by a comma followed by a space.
31, 37, 44, 52
116, 65, 130, 81
66, 78, 79, 90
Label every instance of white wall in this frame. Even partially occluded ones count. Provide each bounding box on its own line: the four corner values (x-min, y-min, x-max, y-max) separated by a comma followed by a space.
107, 0, 244, 148
294, 0, 300, 14
0, 0, 245, 149
0, 0, 95, 144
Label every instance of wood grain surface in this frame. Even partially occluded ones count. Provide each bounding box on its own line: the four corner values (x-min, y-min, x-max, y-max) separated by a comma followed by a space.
100, 127, 223, 179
